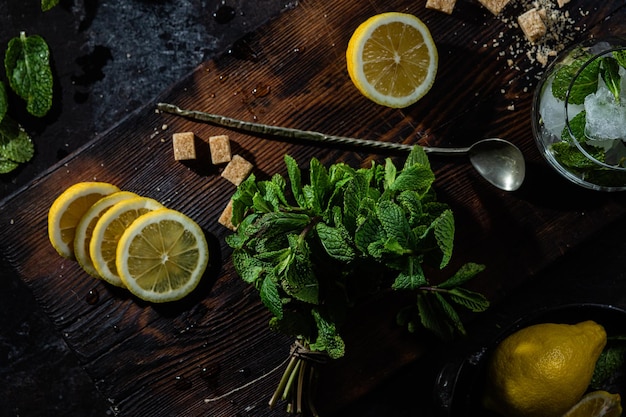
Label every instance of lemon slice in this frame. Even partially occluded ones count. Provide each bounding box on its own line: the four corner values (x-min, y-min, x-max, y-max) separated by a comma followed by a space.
90, 196, 164, 287
563, 391, 622, 417
74, 191, 138, 278
116, 208, 208, 303
48, 182, 120, 259
346, 12, 438, 108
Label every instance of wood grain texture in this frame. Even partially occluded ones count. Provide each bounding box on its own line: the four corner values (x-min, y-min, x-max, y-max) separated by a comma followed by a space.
1, 0, 626, 416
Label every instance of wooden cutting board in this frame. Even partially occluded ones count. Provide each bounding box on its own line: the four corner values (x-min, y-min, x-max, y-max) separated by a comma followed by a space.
2, 0, 626, 416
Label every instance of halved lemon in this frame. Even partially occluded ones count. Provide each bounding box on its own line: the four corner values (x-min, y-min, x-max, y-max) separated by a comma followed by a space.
74, 191, 138, 278
48, 182, 120, 259
116, 208, 209, 303
346, 12, 438, 108
563, 391, 622, 417
90, 196, 163, 287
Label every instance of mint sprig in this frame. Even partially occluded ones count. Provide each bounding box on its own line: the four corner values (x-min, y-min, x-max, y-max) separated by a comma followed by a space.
226, 147, 488, 414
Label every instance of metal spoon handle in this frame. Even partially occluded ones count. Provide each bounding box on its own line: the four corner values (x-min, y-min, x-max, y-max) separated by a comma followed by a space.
156, 103, 470, 155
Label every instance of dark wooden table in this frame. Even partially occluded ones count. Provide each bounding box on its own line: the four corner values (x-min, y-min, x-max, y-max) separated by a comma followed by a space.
2, 1, 626, 416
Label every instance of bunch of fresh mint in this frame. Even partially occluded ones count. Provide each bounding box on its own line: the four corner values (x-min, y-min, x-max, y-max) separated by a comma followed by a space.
1, 1, 59, 173
549, 48, 626, 185
226, 147, 488, 413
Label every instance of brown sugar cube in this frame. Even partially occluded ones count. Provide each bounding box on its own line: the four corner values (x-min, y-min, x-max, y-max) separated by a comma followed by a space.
209, 135, 232, 165
518, 8, 547, 43
557, 0, 570, 7
426, 0, 457, 14
477, 0, 511, 15
172, 132, 196, 161
218, 199, 236, 231
221, 154, 253, 186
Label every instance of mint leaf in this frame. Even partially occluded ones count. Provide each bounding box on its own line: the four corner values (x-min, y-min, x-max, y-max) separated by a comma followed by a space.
552, 142, 605, 169
316, 222, 356, 262
0, 158, 19, 174
342, 173, 368, 232
389, 163, 435, 194
391, 257, 427, 290
439, 262, 486, 289
433, 209, 455, 268
591, 341, 626, 388
42, 0, 60, 11
5, 32, 53, 117
601, 57, 621, 102
0, 82, 7, 123
614, 50, 626, 68
284, 154, 306, 208
231, 250, 265, 284
377, 200, 411, 248
417, 293, 455, 340
309, 309, 345, 359
447, 287, 490, 312
0, 115, 34, 172
552, 54, 600, 104
384, 158, 397, 188
308, 158, 330, 212
260, 274, 283, 319
561, 110, 586, 144
404, 145, 430, 170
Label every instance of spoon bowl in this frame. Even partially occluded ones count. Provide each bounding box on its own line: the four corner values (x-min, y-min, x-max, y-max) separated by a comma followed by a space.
423, 138, 526, 191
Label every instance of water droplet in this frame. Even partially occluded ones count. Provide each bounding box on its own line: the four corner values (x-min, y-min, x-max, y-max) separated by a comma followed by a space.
252, 83, 271, 98
227, 35, 258, 62
174, 375, 193, 391
238, 367, 251, 378
213, 5, 236, 24
201, 363, 221, 387
86, 288, 100, 305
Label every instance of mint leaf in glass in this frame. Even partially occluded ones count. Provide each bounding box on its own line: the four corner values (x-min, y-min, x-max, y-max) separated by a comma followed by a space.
4, 32, 53, 117
601, 56, 621, 102
614, 50, 626, 69
552, 53, 600, 104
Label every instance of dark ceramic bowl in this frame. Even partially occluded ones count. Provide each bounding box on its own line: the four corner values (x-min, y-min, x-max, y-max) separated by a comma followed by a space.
433, 303, 626, 417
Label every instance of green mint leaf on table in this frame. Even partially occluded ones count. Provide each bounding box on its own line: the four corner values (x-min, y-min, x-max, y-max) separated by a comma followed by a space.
41, 0, 60, 11
601, 57, 621, 102
0, 82, 7, 123
5, 32, 53, 117
0, 115, 34, 173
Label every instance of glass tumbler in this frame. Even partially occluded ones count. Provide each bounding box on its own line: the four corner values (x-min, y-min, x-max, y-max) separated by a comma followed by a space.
532, 37, 626, 191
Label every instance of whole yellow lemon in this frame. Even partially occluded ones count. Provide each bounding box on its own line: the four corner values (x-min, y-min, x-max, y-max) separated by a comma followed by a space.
482, 320, 607, 417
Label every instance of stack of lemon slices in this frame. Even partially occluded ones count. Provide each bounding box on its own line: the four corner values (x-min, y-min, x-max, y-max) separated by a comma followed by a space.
48, 182, 209, 303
